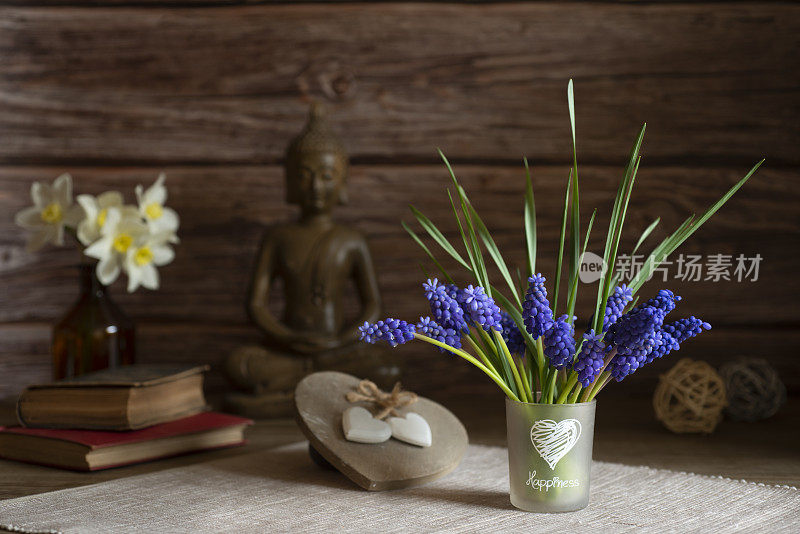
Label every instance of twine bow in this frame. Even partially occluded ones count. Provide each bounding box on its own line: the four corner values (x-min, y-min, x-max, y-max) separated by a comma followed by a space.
345, 380, 418, 419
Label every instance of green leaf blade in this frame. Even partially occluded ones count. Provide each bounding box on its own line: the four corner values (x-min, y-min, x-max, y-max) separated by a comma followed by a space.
523, 158, 537, 276
553, 172, 572, 316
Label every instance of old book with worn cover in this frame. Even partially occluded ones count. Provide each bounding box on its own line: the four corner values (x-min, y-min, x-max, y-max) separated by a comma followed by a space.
0, 412, 252, 471
17, 364, 210, 430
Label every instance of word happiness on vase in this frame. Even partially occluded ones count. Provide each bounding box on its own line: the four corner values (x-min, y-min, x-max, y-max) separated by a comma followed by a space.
525, 471, 581, 492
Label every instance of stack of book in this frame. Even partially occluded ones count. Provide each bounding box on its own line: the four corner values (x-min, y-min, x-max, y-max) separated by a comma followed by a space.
0, 364, 252, 471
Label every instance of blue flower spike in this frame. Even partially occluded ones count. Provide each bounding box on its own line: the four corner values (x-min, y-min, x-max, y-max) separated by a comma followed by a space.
571, 330, 606, 387
543, 314, 576, 369
416, 316, 462, 353
522, 273, 554, 339
606, 290, 704, 381
500, 311, 526, 354
663, 316, 711, 344
602, 284, 633, 332
423, 278, 468, 333
457, 284, 503, 332
358, 318, 415, 347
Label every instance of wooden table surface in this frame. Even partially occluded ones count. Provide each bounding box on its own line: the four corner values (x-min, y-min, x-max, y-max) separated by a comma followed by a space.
1, 395, 798, 500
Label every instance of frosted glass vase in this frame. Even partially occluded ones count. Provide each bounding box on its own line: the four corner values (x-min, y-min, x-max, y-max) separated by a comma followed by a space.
505, 398, 596, 512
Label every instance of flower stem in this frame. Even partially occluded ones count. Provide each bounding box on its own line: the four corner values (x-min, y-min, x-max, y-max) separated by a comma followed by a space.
476, 327, 519, 398
516, 356, 535, 403
524, 344, 536, 394
474, 328, 506, 381
582, 370, 610, 402
542, 367, 558, 403
536, 337, 547, 400
540, 367, 550, 402
473, 329, 497, 366
586, 373, 612, 401
494, 329, 530, 403
579, 347, 618, 402
568, 383, 583, 404
464, 335, 499, 378
414, 333, 520, 402
555, 372, 578, 404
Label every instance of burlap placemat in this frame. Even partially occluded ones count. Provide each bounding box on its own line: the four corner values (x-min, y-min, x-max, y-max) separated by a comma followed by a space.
1, 442, 797, 533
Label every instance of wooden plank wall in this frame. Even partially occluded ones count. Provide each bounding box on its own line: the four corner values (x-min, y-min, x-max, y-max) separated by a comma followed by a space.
1, 2, 798, 401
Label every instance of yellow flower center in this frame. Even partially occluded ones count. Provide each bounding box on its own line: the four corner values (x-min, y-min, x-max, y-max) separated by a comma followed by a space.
113, 233, 133, 253
40, 203, 62, 224
145, 202, 163, 220
97, 208, 108, 228
134, 246, 154, 266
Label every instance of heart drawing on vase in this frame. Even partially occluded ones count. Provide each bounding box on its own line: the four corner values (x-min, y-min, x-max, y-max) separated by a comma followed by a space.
530, 419, 582, 470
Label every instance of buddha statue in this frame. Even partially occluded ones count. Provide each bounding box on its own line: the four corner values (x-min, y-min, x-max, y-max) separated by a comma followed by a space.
224, 103, 398, 417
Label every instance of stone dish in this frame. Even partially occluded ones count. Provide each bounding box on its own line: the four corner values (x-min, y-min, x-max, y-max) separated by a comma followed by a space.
294, 371, 468, 490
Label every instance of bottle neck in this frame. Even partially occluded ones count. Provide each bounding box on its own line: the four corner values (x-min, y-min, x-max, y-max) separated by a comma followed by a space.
78, 264, 107, 298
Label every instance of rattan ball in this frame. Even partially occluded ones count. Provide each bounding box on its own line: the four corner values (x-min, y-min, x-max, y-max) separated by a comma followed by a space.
653, 358, 727, 434
719, 358, 786, 422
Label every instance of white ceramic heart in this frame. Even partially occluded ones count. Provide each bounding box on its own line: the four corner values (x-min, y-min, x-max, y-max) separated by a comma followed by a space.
343, 406, 392, 444
530, 418, 581, 470
388, 412, 432, 447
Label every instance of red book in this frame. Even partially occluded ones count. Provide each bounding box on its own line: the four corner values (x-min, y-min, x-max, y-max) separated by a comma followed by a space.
0, 412, 252, 471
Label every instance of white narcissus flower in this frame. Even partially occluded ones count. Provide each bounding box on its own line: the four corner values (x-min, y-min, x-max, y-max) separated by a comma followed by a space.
124, 231, 176, 292
14, 173, 84, 251
84, 207, 147, 286
136, 173, 179, 241
75, 191, 138, 246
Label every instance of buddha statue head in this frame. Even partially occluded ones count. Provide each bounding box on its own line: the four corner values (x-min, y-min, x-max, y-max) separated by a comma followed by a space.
286, 102, 349, 215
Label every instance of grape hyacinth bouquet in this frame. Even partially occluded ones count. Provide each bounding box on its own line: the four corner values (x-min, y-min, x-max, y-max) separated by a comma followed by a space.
359, 81, 762, 405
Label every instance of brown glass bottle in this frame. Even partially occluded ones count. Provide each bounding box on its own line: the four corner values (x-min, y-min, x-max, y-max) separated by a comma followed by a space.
52, 264, 136, 379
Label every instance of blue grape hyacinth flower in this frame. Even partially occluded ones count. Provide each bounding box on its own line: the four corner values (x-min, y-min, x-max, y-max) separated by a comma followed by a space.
640, 316, 710, 365
602, 284, 633, 332
606, 305, 661, 354
571, 330, 607, 387
499, 311, 526, 354
606, 289, 681, 381
444, 283, 461, 301
663, 316, 711, 344
607, 289, 679, 353
457, 284, 503, 331
619, 316, 711, 374
608, 354, 640, 381
416, 316, 462, 353
642, 329, 680, 365
646, 289, 681, 315
423, 278, 468, 333
543, 314, 576, 369
522, 273, 554, 339
358, 318, 415, 347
